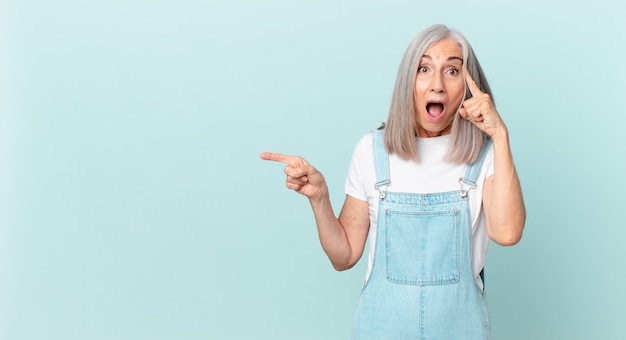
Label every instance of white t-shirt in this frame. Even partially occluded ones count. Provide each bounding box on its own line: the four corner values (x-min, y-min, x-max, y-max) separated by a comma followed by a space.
344, 132, 495, 289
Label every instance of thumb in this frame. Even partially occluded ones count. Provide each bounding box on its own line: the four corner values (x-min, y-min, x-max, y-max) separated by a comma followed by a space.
458, 107, 469, 119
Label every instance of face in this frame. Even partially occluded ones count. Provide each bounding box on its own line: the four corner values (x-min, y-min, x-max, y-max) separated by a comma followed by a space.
414, 38, 465, 137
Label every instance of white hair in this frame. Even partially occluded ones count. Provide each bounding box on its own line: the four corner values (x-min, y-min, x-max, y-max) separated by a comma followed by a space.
383, 24, 494, 163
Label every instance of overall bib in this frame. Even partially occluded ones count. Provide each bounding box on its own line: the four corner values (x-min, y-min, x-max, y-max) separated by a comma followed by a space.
352, 131, 491, 339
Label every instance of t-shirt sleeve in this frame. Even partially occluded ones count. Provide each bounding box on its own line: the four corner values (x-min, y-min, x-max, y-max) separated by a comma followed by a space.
344, 134, 372, 201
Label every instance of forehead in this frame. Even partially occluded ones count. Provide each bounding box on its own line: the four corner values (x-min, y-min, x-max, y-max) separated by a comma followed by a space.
422, 38, 463, 60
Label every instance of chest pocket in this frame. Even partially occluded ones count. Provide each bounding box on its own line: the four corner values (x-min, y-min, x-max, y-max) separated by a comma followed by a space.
384, 207, 460, 286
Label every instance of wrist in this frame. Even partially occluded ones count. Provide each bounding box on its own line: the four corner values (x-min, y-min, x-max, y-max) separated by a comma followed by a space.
309, 188, 330, 207
490, 123, 509, 144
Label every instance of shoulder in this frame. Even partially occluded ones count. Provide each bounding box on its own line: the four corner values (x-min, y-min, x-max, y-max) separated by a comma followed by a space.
345, 132, 378, 197
347, 132, 378, 175
351, 132, 375, 156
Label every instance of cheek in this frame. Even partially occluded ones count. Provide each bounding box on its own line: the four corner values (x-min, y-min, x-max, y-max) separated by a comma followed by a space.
449, 84, 465, 108
414, 82, 429, 98
413, 87, 428, 109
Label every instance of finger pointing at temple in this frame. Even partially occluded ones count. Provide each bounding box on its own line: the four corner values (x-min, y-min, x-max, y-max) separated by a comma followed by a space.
465, 72, 482, 96
460, 71, 506, 138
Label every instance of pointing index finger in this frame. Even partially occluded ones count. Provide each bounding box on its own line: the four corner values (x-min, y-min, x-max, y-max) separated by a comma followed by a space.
465, 71, 482, 96
260, 152, 293, 163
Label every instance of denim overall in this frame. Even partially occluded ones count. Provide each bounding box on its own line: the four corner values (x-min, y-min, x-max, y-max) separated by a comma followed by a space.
352, 131, 491, 339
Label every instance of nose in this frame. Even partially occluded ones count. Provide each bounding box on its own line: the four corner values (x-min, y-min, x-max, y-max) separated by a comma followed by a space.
430, 72, 444, 93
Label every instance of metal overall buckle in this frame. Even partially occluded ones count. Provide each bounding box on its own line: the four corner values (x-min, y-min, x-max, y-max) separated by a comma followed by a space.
377, 185, 388, 200
374, 180, 390, 200
458, 177, 477, 198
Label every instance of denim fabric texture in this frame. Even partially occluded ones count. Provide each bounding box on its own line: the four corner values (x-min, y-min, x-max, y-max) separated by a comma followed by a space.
352, 130, 491, 339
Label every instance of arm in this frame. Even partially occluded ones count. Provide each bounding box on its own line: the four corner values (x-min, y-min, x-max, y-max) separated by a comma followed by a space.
311, 194, 370, 270
459, 73, 526, 246
260, 152, 370, 270
481, 127, 526, 245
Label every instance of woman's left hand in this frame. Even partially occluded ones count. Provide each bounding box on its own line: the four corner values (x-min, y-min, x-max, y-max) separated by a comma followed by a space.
461, 73, 525, 246
458, 72, 506, 139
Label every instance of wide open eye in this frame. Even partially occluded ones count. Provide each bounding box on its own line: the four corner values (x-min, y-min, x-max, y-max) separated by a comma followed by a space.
418, 66, 429, 73
447, 68, 459, 76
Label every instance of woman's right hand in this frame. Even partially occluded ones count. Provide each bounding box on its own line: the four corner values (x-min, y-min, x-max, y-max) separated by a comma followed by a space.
261, 152, 371, 270
260, 152, 328, 203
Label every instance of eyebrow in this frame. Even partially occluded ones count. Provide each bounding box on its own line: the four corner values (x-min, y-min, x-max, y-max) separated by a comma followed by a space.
421, 55, 464, 63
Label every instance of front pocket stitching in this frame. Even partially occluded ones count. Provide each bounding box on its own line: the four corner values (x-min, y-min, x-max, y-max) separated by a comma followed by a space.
385, 209, 460, 286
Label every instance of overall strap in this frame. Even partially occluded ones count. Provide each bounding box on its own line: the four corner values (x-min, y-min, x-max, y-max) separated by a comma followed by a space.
372, 130, 390, 199
459, 137, 492, 197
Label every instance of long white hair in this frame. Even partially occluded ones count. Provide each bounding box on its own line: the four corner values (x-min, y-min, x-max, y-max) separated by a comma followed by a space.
383, 24, 494, 164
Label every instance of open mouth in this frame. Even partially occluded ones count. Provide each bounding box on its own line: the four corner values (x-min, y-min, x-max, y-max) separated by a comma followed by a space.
426, 102, 445, 119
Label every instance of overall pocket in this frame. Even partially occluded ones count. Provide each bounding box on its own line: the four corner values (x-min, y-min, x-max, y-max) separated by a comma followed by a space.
385, 209, 460, 286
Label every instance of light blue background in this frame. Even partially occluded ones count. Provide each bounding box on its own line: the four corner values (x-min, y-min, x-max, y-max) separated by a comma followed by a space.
2, 0, 625, 339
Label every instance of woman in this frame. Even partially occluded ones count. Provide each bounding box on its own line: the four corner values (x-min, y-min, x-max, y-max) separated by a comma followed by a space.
261, 24, 525, 339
